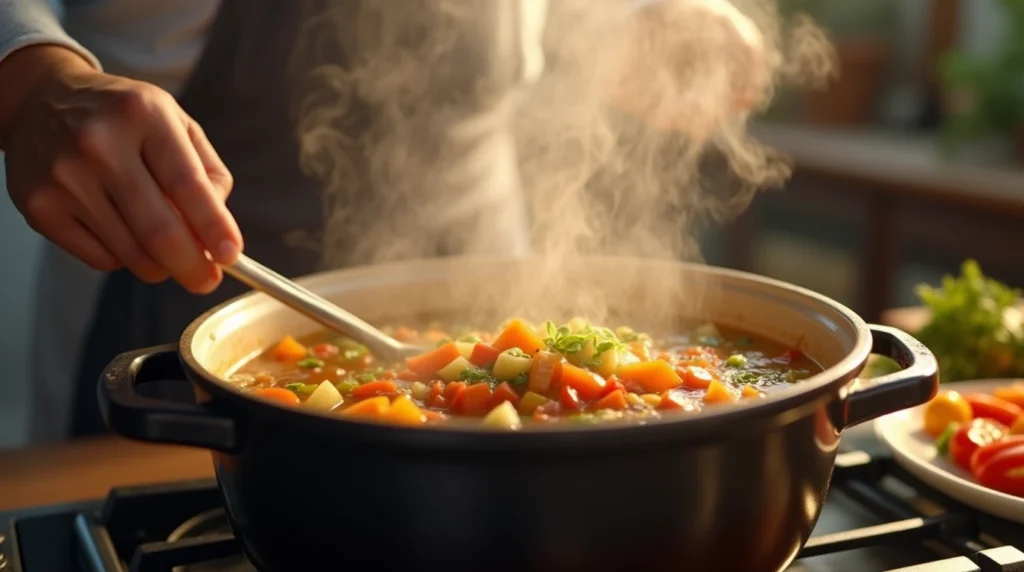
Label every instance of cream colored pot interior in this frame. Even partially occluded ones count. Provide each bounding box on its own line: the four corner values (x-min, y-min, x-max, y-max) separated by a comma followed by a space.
187, 257, 871, 386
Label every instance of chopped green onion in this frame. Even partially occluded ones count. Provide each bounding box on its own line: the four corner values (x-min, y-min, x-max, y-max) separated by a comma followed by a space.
297, 357, 324, 369
726, 354, 748, 368
506, 347, 530, 358
284, 382, 318, 395
458, 367, 493, 384
354, 372, 377, 384
510, 371, 529, 386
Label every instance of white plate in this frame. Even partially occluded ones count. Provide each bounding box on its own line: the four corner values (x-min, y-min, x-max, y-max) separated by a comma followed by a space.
874, 379, 1024, 523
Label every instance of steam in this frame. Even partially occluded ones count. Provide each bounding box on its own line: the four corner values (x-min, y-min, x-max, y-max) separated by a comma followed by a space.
290, 0, 835, 328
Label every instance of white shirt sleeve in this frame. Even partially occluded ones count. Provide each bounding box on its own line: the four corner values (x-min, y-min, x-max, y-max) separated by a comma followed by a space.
0, 0, 101, 71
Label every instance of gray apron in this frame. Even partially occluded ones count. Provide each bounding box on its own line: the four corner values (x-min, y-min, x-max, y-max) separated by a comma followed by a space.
67, 0, 536, 436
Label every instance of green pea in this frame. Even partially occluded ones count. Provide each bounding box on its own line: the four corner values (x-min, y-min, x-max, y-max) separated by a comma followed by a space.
726, 354, 748, 368
335, 380, 360, 395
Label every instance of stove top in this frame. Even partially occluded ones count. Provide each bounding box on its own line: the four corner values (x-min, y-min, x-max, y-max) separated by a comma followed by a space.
2, 450, 1022, 572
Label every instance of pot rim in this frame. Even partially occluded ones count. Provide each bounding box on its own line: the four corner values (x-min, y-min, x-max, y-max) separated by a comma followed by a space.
177, 256, 873, 447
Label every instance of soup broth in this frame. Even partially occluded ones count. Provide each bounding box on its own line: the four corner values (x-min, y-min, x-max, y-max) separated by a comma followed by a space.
231, 318, 822, 429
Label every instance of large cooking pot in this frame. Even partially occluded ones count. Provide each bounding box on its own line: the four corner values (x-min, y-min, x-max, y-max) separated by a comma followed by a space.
98, 257, 938, 572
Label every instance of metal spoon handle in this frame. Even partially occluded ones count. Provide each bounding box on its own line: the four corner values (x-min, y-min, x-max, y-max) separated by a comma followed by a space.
222, 254, 408, 359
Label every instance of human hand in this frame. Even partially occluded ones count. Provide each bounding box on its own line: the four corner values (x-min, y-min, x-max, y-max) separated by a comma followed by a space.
613, 0, 772, 140
0, 45, 242, 294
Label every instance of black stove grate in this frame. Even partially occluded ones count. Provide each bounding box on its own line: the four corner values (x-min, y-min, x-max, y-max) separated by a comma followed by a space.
11, 450, 1023, 572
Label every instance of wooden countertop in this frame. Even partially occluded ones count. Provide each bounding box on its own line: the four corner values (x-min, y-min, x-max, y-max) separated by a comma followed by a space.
0, 306, 929, 513
0, 437, 212, 511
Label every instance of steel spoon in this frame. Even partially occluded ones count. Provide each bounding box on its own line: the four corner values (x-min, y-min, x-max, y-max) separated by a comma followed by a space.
220, 254, 425, 362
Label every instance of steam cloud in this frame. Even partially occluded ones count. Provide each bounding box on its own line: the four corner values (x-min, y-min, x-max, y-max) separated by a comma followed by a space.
290, 0, 835, 328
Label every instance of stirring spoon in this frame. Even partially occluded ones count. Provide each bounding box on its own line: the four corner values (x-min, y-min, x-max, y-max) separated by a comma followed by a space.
220, 254, 426, 362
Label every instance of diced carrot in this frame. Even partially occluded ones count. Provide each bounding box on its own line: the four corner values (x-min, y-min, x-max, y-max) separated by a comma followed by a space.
385, 395, 426, 426
704, 380, 739, 405
617, 360, 684, 393
741, 385, 764, 399
469, 344, 502, 368
450, 383, 494, 416
270, 335, 308, 361
560, 385, 583, 411
594, 389, 627, 411
253, 387, 301, 406
628, 341, 652, 362
677, 366, 714, 390
560, 363, 608, 402
351, 380, 399, 399
398, 369, 430, 382
394, 327, 418, 342
660, 390, 699, 411
994, 386, 1024, 409
491, 318, 546, 355
405, 343, 462, 374
444, 381, 466, 401
682, 347, 704, 357
342, 396, 390, 419
491, 382, 521, 408
529, 351, 563, 396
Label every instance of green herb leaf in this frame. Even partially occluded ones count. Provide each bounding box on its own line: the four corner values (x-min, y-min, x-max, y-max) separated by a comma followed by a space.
506, 347, 530, 358
511, 371, 529, 386
458, 367, 494, 384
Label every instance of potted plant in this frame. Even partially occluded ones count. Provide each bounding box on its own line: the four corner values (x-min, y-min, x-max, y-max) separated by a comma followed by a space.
793, 0, 898, 126
939, 0, 1024, 162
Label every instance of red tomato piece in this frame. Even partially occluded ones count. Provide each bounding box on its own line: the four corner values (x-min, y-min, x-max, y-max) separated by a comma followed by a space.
560, 385, 583, 411
974, 443, 1024, 497
949, 418, 1008, 471
450, 383, 493, 416
398, 369, 430, 382
424, 381, 447, 408
677, 366, 713, 390
491, 382, 521, 408
601, 376, 626, 397
444, 381, 467, 401
963, 393, 1023, 427
469, 344, 502, 368
970, 435, 1024, 476
311, 343, 339, 359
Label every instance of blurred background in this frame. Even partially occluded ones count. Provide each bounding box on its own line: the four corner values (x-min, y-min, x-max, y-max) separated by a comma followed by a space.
1, 0, 1023, 449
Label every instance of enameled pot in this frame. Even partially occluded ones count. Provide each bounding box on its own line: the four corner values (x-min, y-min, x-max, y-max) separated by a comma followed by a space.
98, 257, 938, 572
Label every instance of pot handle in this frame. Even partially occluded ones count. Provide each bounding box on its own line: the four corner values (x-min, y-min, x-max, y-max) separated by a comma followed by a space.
98, 344, 239, 452
836, 325, 939, 429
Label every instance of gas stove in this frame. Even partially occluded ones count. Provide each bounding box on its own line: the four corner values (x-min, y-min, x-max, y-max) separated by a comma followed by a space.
2, 450, 1023, 572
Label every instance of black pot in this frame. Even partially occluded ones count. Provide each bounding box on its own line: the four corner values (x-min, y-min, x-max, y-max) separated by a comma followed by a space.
98, 257, 938, 572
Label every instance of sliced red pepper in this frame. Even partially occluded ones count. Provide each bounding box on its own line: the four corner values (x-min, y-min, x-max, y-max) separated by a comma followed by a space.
468, 344, 501, 368
949, 418, 1008, 471
963, 393, 1023, 427
974, 443, 1024, 497
560, 385, 582, 411
450, 383, 493, 416
970, 435, 1024, 476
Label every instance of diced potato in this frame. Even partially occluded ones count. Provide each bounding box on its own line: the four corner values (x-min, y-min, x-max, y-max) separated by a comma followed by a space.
410, 381, 430, 400
493, 350, 533, 380
482, 401, 523, 430
455, 342, 476, 360
593, 347, 621, 378
304, 381, 343, 412
437, 356, 473, 381
519, 391, 550, 415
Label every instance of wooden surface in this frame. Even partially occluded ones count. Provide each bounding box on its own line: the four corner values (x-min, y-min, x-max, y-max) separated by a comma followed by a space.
0, 437, 212, 511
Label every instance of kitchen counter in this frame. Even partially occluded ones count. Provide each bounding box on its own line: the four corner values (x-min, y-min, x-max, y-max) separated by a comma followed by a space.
0, 437, 212, 511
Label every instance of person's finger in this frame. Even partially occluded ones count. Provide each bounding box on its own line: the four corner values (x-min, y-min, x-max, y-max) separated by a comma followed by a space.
52, 157, 171, 284
20, 186, 121, 272
183, 114, 234, 202
77, 117, 221, 293
141, 105, 242, 265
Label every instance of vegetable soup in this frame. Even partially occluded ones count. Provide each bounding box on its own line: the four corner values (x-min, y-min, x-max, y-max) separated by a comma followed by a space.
230, 318, 822, 429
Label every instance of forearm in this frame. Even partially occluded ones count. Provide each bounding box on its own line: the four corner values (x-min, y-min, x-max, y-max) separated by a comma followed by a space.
0, 0, 100, 143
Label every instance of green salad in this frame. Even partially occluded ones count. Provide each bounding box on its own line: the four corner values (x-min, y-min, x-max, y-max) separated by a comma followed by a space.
914, 260, 1024, 382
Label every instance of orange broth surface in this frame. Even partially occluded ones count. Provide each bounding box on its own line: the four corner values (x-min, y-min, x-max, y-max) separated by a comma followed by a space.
230, 319, 822, 429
